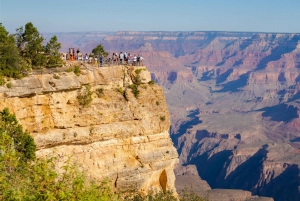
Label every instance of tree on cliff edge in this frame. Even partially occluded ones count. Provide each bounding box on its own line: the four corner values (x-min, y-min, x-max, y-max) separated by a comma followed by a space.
16, 22, 47, 68
45, 35, 63, 67
0, 23, 26, 78
92, 44, 108, 58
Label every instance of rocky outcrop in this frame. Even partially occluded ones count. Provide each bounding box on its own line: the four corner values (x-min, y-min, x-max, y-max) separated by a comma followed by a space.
0, 65, 178, 194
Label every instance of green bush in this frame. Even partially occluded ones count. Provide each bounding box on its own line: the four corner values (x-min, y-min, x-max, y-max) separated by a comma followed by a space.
6, 82, 12, 88
128, 84, 139, 98
0, 108, 36, 161
77, 84, 93, 107
0, 76, 6, 86
134, 68, 144, 75
67, 67, 73, 72
148, 80, 155, 85
115, 87, 128, 101
74, 65, 81, 76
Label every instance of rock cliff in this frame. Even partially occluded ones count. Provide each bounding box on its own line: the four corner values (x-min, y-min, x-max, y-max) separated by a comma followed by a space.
0, 64, 178, 194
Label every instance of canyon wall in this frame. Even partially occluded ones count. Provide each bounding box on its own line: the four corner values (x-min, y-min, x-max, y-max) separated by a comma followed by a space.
0, 64, 178, 194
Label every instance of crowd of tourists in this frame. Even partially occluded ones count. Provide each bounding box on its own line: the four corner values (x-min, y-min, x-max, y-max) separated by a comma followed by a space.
62, 48, 144, 67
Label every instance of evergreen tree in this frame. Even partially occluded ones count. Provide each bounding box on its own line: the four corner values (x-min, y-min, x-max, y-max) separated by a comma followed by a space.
45, 35, 63, 67
92, 44, 108, 58
21, 22, 47, 68
0, 23, 26, 78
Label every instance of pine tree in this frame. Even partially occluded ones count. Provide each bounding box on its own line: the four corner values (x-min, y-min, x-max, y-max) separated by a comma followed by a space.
0, 23, 26, 78
45, 35, 63, 67
21, 22, 47, 68
92, 44, 108, 58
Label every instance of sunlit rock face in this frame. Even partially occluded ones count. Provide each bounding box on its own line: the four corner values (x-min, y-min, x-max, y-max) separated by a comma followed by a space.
0, 65, 178, 194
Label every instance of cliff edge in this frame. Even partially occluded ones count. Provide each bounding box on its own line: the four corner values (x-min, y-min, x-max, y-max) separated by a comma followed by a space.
0, 64, 178, 194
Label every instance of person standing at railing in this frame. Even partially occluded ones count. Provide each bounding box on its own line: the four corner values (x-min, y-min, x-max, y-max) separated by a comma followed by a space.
85, 54, 89, 63
119, 52, 124, 65
100, 55, 103, 67
137, 54, 141, 66
133, 55, 137, 66
95, 56, 98, 66
140, 55, 144, 66
124, 52, 128, 64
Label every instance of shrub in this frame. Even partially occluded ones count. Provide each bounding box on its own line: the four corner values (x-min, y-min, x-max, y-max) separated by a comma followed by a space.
0, 108, 36, 161
135, 68, 144, 75
95, 88, 104, 98
0, 76, 6, 86
6, 82, 12, 88
148, 80, 155, 85
115, 87, 128, 101
67, 67, 73, 72
77, 84, 93, 107
74, 65, 81, 76
128, 84, 139, 98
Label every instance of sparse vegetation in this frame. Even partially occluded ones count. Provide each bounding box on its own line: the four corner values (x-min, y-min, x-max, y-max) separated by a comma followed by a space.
115, 87, 128, 101
77, 84, 93, 107
95, 88, 104, 98
148, 80, 155, 85
0, 76, 6, 86
6, 82, 12, 88
156, 101, 160, 106
128, 84, 139, 98
74, 65, 81, 76
67, 67, 73, 72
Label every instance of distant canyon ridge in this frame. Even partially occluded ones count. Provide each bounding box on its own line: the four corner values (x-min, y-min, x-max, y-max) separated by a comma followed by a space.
43, 31, 300, 201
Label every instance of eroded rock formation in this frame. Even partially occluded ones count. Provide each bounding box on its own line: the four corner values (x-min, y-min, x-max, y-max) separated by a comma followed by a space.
0, 64, 178, 194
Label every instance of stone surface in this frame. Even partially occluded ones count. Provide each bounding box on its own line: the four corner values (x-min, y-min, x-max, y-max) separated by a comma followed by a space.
0, 65, 178, 194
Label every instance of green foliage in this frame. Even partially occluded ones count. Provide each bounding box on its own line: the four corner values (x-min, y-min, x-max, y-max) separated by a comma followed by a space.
0, 23, 27, 78
77, 84, 93, 107
96, 88, 104, 98
134, 68, 144, 75
67, 67, 73, 72
74, 65, 81, 76
92, 44, 108, 57
148, 80, 155, 85
0, 76, 6, 86
45, 35, 63, 67
21, 22, 47, 68
115, 87, 128, 101
6, 82, 12, 88
128, 84, 139, 98
0, 108, 36, 161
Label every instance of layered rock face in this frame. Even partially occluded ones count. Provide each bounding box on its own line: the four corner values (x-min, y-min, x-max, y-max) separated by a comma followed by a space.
0, 65, 178, 194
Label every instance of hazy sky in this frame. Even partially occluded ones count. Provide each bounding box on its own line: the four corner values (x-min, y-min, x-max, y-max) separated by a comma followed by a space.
1, 0, 299, 33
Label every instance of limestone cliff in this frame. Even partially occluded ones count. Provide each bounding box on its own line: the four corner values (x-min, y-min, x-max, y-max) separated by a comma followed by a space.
0, 65, 178, 194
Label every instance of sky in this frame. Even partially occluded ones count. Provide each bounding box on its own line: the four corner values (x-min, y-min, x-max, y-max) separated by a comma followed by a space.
1, 0, 300, 33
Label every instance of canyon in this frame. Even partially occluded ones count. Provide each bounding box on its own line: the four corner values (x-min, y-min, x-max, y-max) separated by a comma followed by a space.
42, 31, 300, 200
